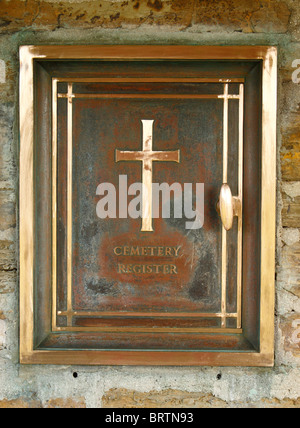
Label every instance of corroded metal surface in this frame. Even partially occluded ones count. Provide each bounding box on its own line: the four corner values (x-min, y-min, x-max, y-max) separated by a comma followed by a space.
56, 80, 240, 328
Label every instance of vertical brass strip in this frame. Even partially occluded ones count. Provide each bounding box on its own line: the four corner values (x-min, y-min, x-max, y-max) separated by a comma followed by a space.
260, 48, 277, 361
221, 84, 229, 328
19, 48, 35, 359
222, 84, 229, 183
67, 83, 73, 326
52, 79, 58, 330
221, 227, 227, 328
237, 84, 244, 329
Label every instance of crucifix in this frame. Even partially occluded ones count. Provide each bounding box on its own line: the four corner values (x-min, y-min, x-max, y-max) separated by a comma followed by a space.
116, 120, 180, 232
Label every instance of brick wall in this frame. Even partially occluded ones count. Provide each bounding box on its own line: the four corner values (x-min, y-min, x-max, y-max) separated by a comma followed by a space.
0, 0, 299, 408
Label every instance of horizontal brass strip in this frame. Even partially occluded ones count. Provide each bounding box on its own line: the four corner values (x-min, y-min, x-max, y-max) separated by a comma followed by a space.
53, 326, 243, 334
56, 77, 245, 83
57, 311, 238, 318
57, 93, 241, 100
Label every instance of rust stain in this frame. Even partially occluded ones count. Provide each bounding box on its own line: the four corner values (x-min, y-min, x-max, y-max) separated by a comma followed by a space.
282, 152, 300, 161
91, 16, 100, 24
110, 12, 121, 22
147, 0, 164, 12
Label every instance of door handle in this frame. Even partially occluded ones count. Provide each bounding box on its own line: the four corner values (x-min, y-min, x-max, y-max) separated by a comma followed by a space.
217, 184, 241, 231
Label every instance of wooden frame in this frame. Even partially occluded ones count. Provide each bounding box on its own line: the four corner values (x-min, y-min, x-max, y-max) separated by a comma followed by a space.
19, 46, 277, 366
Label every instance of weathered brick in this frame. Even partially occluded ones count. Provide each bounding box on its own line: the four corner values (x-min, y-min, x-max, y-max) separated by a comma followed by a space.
0, 0, 292, 33
281, 182, 300, 228
250, 0, 291, 33
278, 241, 300, 298
0, 104, 15, 188
0, 191, 15, 232
102, 388, 300, 408
0, 0, 193, 32
0, 397, 85, 408
279, 314, 300, 358
102, 388, 228, 408
0, 0, 44, 32
281, 109, 300, 181
281, 152, 300, 182
282, 192, 300, 228
279, 58, 300, 182
0, 319, 6, 350
282, 228, 300, 246
45, 398, 86, 408
193, 0, 291, 33
287, 0, 300, 41
0, 270, 16, 294
0, 61, 17, 103
0, 189, 16, 274
0, 398, 42, 408
0, 240, 16, 272
281, 137, 300, 181
257, 397, 300, 408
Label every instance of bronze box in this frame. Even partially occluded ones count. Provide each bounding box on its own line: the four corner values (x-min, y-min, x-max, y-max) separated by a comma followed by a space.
19, 46, 277, 366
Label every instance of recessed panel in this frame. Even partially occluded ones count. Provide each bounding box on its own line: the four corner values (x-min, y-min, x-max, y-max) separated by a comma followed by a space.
19, 46, 276, 366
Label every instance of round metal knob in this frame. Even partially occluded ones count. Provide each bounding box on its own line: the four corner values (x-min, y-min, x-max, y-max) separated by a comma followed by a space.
218, 184, 241, 231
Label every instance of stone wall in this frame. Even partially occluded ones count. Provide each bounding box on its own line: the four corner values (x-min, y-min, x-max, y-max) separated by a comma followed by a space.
0, 0, 299, 408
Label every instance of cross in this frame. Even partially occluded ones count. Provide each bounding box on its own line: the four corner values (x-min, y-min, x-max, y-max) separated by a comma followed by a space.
116, 120, 180, 232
